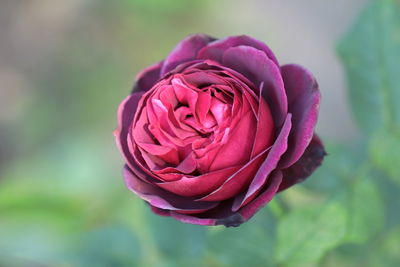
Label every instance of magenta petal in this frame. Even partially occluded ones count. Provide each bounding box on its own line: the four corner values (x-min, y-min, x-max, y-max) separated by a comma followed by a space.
134, 61, 163, 92
232, 114, 292, 211
170, 212, 217, 226
150, 205, 171, 217
279, 64, 321, 168
209, 108, 256, 171
214, 171, 282, 227
251, 89, 275, 158
166, 171, 283, 227
278, 134, 326, 192
222, 46, 288, 127
156, 166, 239, 197
161, 34, 215, 76
198, 35, 279, 67
197, 149, 268, 201
238, 170, 282, 220
124, 165, 219, 212
114, 93, 144, 171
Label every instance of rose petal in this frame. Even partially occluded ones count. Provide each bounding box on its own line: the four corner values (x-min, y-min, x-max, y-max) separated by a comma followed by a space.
164, 170, 282, 227
134, 61, 163, 92
208, 101, 256, 171
183, 71, 227, 87
156, 165, 240, 197
196, 91, 212, 123
232, 114, 292, 211
251, 84, 275, 157
170, 212, 217, 226
222, 46, 288, 127
278, 134, 326, 192
149, 205, 171, 217
114, 93, 145, 171
198, 35, 279, 67
233, 170, 282, 223
124, 165, 219, 213
197, 148, 269, 201
172, 77, 199, 113
279, 64, 321, 168
161, 34, 215, 76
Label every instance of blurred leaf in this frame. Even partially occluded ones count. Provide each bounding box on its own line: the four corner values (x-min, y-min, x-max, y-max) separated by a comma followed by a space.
111, 196, 164, 267
342, 175, 384, 244
0, 175, 86, 233
276, 199, 347, 266
302, 142, 365, 194
0, 222, 69, 266
145, 208, 207, 266
375, 170, 400, 229
322, 244, 367, 267
369, 227, 400, 267
280, 186, 326, 210
338, 0, 400, 135
71, 225, 141, 267
369, 130, 400, 186
205, 210, 276, 267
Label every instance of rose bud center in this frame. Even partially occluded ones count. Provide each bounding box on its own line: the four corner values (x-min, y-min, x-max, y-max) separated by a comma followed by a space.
131, 64, 275, 181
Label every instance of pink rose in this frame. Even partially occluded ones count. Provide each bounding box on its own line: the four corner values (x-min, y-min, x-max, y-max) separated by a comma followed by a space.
115, 34, 325, 226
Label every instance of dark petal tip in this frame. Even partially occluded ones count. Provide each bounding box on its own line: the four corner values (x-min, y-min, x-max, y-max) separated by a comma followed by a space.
278, 134, 326, 192
216, 213, 246, 227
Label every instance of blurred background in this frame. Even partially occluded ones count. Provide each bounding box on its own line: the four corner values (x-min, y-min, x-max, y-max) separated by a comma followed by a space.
1, 0, 399, 266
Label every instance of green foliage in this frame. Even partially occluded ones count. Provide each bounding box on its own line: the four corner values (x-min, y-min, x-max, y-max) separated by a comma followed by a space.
302, 142, 365, 194
369, 227, 400, 267
369, 130, 400, 186
205, 210, 276, 267
276, 199, 347, 265
71, 225, 141, 267
341, 173, 384, 244
338, 0, 400, 135
147, 210, 208, 266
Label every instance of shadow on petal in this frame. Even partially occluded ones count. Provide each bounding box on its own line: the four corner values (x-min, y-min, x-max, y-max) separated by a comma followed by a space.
278, 134, 326, 192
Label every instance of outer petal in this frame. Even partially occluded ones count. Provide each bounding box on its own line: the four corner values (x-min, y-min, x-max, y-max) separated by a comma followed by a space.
134, 61, 163, 92
222, 46, 288, 127
232, 114, 292, 211
279, 64, 321, 168
197, 148, 268, 202
170, 212, 217, 226
124, 165, 219, 213
278, 134, 326, 192
217, 170, 283, 227
114, 93, 144, 171
198, 35, 279, 67
161, 34, 216, 76
163, 171, 283, 227
156, 165, 240, 197
150, 205, 171, 217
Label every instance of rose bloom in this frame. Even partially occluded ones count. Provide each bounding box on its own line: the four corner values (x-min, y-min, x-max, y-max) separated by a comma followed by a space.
115, 34, 325, 226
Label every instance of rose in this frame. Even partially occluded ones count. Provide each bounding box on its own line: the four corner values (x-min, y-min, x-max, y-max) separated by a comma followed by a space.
114, 34, 325, 226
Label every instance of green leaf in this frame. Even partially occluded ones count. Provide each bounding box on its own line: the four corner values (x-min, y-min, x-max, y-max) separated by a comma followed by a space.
370, 227, 400, 267
206, 210, 276, 267
71, 225, 141, 267
145, 207, 207, 266
369, 130, 400, 186
337, 0, 400, 135
343, 175, 384, 244
275, 199, 347, 266
302, 142, 366, 194
0, 222, 68, 266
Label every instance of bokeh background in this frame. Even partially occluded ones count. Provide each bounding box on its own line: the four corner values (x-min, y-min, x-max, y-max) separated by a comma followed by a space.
1, 0, 399, 266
